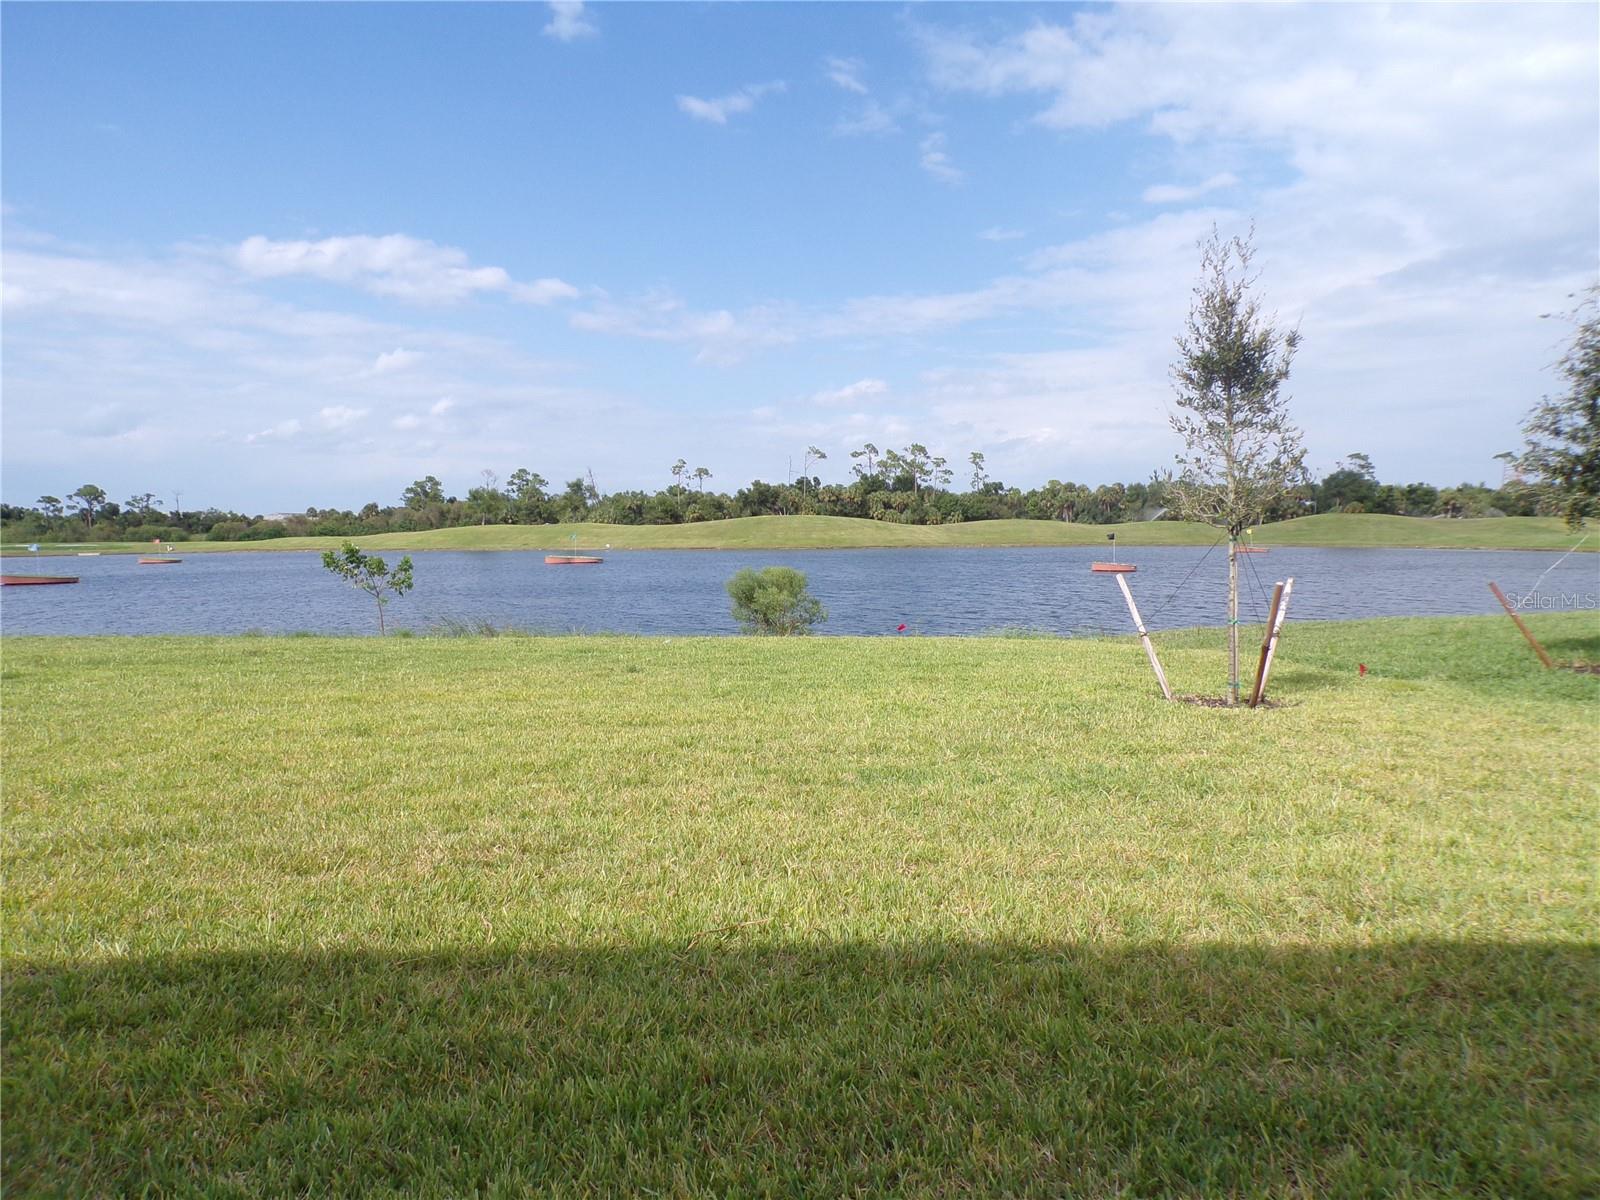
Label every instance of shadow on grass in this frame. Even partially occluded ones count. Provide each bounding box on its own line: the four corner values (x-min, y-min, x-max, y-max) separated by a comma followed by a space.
5, 940, 1595, 1197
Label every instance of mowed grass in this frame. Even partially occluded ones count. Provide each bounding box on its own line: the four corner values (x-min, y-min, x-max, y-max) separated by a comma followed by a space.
3, 511, 1592, 557
3, 613, 1597, 1196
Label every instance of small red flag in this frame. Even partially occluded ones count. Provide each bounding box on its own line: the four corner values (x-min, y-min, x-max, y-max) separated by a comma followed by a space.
1358, 663, 1367, 676
896, 623, 907, 632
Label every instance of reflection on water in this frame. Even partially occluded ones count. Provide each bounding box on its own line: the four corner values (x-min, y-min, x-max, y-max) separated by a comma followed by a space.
1, 545, 1596, 636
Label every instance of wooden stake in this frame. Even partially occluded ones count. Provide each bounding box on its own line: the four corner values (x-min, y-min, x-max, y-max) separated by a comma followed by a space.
1252, 577, 1294, 707
1115, 572, 1174, 701
1248, 582, 1285, 707
1487, 582, 1554, 669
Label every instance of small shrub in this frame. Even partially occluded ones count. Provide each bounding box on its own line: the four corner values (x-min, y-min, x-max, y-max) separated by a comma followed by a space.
726, 567, 826, 636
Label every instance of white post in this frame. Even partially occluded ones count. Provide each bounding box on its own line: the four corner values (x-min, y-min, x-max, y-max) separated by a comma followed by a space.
1115, 572, 1174, 702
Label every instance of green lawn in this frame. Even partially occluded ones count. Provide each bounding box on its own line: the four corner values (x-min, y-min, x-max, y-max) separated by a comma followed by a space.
3, 614, 1597, 1196
3, 512, 1592, 557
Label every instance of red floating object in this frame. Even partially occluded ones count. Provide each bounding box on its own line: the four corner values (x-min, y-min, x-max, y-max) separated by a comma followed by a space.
1090, 562, 1136, 573
544, 555, 603, 565
1, 575, 79, 585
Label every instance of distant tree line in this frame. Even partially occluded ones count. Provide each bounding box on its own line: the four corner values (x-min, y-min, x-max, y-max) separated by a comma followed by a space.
0, 447, 1561, 545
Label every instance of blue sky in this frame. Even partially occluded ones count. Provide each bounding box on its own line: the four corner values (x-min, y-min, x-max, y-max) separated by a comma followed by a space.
3, 1, 1596, 512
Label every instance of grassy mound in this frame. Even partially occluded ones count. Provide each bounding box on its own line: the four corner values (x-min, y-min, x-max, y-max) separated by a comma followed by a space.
3, 512, 1590, 556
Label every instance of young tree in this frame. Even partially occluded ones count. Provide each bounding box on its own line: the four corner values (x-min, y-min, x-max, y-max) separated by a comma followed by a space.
969, 451, 988, 491
1168, 227, 1306, 705
321, 542, 415, 635
1521, 285, 1599, 529
726, 566, 826, 635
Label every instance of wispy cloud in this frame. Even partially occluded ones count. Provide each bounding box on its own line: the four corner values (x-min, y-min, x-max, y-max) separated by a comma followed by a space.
811, 378, 889, 407
978, 227, 1026, 242
369, 347, 422, 375
570, 288, 796, 364
234, 234, 578, 306
246, 418, 302, 444
919, 132, 963, 184
824, 56, 868, 94
676, 81, 787, 125
834, 100, 900, 137
1142, 172, 1239, 205
543, 1, 596, 43
3, 233, 619, 501
318, 405, 368, 430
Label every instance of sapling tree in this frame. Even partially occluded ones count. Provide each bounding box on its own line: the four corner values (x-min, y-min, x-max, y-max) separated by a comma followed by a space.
1168, 227, 1306, 705
726, 566, 826, 635
321, 541, 415, 635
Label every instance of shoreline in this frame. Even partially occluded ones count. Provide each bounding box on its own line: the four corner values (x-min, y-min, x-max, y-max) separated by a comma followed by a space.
2, 514, 1591, 557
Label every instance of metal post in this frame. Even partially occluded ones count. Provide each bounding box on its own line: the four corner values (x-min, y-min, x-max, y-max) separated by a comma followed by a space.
1115, 572, 1174, 702
1227, 535, 1240, 705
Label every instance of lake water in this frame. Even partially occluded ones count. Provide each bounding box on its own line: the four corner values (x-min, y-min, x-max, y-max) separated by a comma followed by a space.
2, 546, 1595, 636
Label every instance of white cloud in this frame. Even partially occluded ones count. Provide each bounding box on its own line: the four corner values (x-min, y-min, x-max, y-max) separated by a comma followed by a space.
570, 288, 797, 364
676, 81, 787, 125
1142, 172, 1239, 205
370, 347, 422, 374
543, 1, 596, 42
318, 405, 368, 430
247, 418, 302, 443
72, 402, 145, 439
2, 234, 616, 503
919, 132, 963, 184
834, 100, 900, 137
234, 234, 577, 306
393, 414, 423, 431
810, 378, 889, 407
978, 227, 1026, 242
825, 56, 868, 94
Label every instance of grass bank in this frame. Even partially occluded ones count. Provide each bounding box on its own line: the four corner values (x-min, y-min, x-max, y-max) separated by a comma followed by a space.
3, 614, 1597, 1195
3, 512, 1591, 557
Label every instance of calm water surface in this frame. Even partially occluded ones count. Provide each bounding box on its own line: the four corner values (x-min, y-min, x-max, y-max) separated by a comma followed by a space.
3, 546, 1595, 636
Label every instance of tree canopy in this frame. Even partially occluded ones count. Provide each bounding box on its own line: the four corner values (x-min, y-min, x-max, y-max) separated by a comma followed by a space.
1521, 285, 1599, 529
1167, 228, 1307, 537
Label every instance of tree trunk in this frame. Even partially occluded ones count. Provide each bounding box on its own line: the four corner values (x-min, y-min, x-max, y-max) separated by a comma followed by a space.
376, 597, 385, 636
1227, 536, 1239, 705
